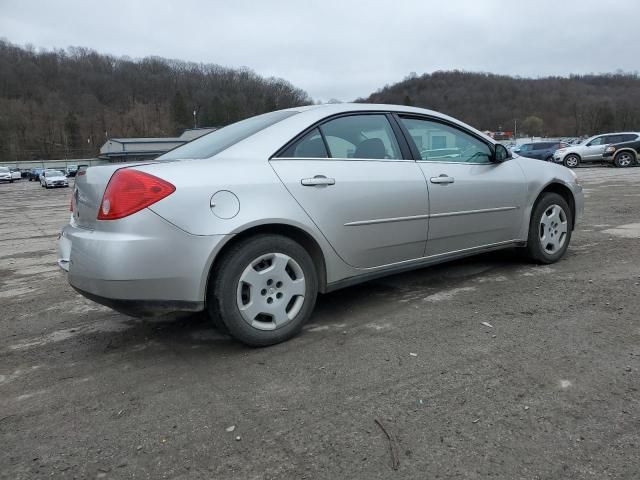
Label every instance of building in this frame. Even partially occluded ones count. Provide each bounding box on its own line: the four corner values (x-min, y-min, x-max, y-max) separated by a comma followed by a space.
98, 127, 216, 162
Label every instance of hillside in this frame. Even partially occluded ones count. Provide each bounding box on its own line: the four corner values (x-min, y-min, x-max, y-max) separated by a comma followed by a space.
360, 71, 640, 137
0, 41, 311, 160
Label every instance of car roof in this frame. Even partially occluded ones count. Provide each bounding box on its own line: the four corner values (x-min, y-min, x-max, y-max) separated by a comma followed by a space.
283, 103, 494, 143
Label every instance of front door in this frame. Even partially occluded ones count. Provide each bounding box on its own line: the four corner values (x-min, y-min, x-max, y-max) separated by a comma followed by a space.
271, 114, 429, 269
396, 115, 527, 257
582, 135, 608, 160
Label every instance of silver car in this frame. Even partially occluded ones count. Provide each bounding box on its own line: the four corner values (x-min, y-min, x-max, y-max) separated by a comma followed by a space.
553, 132, 639, 167
40, 169, 69, 188
58, 104, 584, 346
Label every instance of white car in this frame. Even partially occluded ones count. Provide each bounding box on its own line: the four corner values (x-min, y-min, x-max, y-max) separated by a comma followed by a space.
0, 166, 13, 183
553, 132, 640, 167
40, 169, 69, 188
10, 168, 21, 180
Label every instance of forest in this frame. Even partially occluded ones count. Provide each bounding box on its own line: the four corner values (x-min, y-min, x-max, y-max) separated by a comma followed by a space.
360, 70, 640, 138
2, 39, 640, 161
0, 40, 311, 160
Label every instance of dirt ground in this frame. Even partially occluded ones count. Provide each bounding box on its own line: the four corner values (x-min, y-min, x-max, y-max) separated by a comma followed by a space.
1, 166, 639, 479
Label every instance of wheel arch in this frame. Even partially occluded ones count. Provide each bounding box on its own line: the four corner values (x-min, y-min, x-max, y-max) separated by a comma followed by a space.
205, 222, 328, 300
614, 148, 638, 160
533, 182, 576, 230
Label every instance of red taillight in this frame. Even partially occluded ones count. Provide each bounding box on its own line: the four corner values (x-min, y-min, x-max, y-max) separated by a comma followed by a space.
97, 169, 175, 220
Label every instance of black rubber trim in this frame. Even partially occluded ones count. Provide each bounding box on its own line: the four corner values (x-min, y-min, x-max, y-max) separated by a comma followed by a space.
72, 286, 204, 317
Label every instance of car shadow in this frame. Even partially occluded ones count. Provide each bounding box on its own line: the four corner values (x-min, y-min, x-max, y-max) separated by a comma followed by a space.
80, 249, 535, 354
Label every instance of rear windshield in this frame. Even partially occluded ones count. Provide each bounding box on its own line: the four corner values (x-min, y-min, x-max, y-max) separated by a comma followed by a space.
158, 110, 298, 160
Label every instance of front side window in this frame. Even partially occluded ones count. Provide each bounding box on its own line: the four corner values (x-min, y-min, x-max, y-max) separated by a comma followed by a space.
399, 117, 492, 163
589, 136, 606, 146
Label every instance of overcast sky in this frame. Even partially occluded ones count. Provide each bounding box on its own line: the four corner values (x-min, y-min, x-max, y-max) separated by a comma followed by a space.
1, 0, 638, 101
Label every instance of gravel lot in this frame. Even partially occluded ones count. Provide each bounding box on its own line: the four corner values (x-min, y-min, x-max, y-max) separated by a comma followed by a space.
1, 167, 639, 479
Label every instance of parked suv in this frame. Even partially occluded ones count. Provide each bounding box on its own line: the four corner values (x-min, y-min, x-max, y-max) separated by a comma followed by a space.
514, 141, 568, 161
553, 132, 640, 168
602, 138, 640, 167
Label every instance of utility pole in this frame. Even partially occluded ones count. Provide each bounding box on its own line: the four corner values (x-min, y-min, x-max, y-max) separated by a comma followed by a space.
193, 109, 197, 129
514, 119, 517, 141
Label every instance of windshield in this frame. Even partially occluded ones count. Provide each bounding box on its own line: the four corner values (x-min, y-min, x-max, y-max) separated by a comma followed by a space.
158, 110, 299, 160
0, 167, 9, 173
47, 170, 64, 176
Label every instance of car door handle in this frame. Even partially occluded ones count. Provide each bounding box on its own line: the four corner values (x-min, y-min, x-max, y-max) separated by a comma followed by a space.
430, 175, 455, 184
301, 176, 335, 186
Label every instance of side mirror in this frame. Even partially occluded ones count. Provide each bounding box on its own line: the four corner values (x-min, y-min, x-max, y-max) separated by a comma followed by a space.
493, 144, 511, 162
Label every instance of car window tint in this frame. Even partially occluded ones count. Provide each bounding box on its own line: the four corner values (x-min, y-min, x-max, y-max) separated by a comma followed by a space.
279, 128, 328, 158
605, 135, 622, 144
399, 117, 492, 163
620, 134, 636, 142
319, 115, 402, 160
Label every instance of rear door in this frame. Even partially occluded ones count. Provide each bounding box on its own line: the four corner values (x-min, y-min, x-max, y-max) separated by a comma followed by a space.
396, 115, 526, 256
270, 113, 429, 269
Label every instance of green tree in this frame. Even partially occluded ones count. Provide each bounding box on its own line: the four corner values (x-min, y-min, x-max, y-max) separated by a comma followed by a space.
170, 91, 191, 129
64, 112, 81, 152
521, 115, 544, 136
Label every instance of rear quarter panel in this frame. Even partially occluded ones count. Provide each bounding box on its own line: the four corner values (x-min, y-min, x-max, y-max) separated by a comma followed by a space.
137, 157, 355, 285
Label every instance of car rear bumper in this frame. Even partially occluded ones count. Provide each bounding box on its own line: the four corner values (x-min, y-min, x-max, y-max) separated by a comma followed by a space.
57, 209, 231, 315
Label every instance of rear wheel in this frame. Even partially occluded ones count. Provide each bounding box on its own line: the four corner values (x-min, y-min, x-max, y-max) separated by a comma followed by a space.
563, 154, 580, 168
208, 235, 318, 346
525, 193, 573, 264
614, 151, 635, 168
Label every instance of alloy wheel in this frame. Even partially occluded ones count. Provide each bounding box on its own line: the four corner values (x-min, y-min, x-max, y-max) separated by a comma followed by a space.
565, 156, 579, 168
616, 152, 633, 167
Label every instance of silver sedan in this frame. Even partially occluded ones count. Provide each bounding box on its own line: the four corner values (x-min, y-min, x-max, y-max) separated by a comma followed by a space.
58, 104, 584, 346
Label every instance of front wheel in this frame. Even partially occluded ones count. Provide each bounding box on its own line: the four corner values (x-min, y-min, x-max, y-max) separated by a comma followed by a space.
524, 193, 573, 264
208, 234, 318, 346
563, 154, 580, 168
614, 151, 635, 168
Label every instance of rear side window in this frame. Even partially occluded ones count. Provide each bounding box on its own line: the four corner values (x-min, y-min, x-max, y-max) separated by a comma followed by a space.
158, 110, 298, 160
320, 115, 402, 160
279, 128, 327, 158
278, 114, 402, 160
620, 134, 638, 142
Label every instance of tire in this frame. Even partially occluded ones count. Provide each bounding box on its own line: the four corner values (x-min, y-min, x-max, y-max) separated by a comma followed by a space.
525, 193, 573, 264
545, 156, 553, 162
563, 154, 580, 168
208, 234, 318, 347
613, 151, 635, 168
